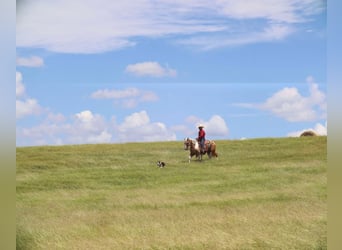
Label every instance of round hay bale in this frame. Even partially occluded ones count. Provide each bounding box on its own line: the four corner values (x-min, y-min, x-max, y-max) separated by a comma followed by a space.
300, 130, 317, 137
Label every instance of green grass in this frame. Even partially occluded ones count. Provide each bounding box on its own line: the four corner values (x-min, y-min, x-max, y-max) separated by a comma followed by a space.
16, 137, 327, 249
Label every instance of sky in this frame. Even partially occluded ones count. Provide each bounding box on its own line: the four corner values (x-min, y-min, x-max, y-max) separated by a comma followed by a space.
16, 0, 327, 146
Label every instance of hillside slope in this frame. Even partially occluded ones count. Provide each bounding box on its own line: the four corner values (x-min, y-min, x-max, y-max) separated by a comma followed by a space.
17, 137, 327, 249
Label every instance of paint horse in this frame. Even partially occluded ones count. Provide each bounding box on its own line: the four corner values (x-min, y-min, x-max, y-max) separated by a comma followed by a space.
183, 137, 218, 163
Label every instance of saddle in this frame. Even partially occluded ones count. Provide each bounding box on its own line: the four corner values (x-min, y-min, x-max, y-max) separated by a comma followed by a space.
200, 140, 212, 153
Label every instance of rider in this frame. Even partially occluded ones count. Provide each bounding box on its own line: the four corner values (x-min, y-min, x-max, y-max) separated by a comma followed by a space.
197, 124, 206, 153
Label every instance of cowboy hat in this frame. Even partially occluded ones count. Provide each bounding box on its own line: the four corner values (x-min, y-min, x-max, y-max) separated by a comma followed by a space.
198, 124, 205, 128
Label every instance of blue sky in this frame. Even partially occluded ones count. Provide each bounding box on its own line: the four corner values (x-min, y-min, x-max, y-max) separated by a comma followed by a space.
16, 0, 327, 146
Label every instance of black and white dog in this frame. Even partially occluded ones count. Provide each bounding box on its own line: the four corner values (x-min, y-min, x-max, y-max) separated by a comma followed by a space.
157, 161, 166, 168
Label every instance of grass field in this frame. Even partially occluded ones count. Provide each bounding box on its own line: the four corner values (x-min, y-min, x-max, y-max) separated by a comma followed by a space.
16, 136, 327, 249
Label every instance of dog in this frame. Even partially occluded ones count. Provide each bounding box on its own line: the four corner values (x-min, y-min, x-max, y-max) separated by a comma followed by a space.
157, 161, 166, 168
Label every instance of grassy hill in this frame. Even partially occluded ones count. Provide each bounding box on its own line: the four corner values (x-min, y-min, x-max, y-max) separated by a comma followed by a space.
16, 137, 327, 249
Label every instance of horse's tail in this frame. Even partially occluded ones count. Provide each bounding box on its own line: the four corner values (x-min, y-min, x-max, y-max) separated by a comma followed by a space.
210, 141, 218, 158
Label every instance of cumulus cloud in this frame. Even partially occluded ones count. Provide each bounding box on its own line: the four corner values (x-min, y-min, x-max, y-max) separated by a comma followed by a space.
18, 110, 112, 146
17, 110, 177, 146
66, 110, 113, 144
117, 111, 176, 142
16, 56, 44, 67
16, 0, 325, 53
306, 76, 326, 114
125, 62, 177, 77
90, 87, 158, 108
73, 110, 108, 133
287, 121, 327, 137
261, 77, 326, 122
262, 87, 317, 122
178, 114, 229, 138
16, 71, 44, 119
198, 115, 229, 137
18, 118, 72, 146
120, 110, 150, 129
16, 99, 43, 119
236, 76, 326, 122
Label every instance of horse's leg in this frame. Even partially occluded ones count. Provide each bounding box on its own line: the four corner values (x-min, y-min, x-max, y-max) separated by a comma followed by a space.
211, 144, 217, 158
189, 151, 195, 163
213, 150, 218, 158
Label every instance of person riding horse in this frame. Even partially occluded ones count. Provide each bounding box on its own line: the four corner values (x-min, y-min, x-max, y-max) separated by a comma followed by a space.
197, 124, 206, 153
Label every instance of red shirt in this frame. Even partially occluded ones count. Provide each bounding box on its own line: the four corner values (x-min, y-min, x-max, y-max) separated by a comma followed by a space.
198, 129, 205, 139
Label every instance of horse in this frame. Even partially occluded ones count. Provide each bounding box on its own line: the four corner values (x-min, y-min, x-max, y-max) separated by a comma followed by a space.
183, 137, 218, 163
183, 137, 201, 162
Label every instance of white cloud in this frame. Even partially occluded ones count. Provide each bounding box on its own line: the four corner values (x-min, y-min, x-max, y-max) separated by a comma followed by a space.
18, 110, 112, 145
16, 71, 25, 97
307, 76, 326, 114
215, 0, 323, 23
73, 110, 108, 133
177, 23, 294, 50
125, 62, 177, 77
91, 88, 140, 99
119, 110, 150, 129
180, 114, 229, 138
262, 87, 317, 122
287, 121, 327, 137
314, 121, 327, 135
200, 115, 229, 137
17, 110, 177, 146
261, 77, 326, 122
91, 87, 158, 108
185, 115, 201, 124
75, 110, 95, 123
16, 71, 44, 119
16, 56, 44, 67
46, 112, 66, 123
18, 118, 73, 146
170, 124, 192, 136
16, 0, 325, 53
139, 91, 159, 102
237, 76, 326, 122
85, 131, 112, 144
16, 99, 43, 119
117, 111, 176, 142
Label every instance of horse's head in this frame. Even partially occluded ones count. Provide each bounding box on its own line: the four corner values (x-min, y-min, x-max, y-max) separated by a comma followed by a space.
183, 137, 190, 150
184, 138, 199, 152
